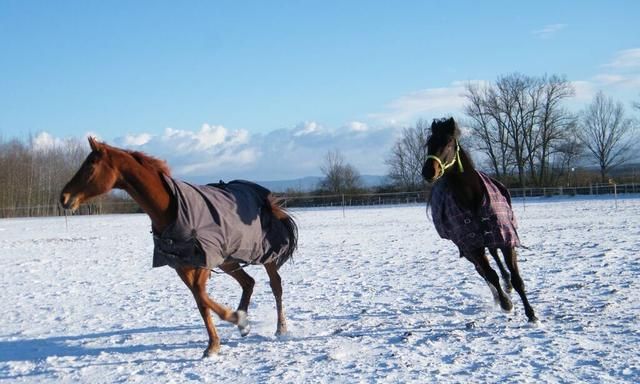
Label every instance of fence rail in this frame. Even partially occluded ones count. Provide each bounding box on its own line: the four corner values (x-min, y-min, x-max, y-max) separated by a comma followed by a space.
283, 183, 640, 208
509, 183, 640, 198
0, 183, 638, 218
0, 201, 140, 219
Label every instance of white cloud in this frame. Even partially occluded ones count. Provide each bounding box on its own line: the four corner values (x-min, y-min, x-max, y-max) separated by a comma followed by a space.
31, 132, 64, 152
370, 81, 483, 125
175, 148, 259, 176
293, 121, 323, 137
112, 124, 256, 179
154, 124, 250, 154
122, 133, 152, 146
570, 80, 596, 101
588, 48, 640, 90
346, 121, 369, 132
107, 120, 397, 181
604, 48, 640, 69
531, 23, 567, 39
594, 73, 640, 88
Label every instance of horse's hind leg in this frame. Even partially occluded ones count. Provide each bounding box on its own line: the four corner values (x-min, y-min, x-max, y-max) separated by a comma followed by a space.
220, 263, 255, 312
265, 262, 287, 336
502, 247, 537, 322
220, 262, 254, 336
489, 248, 512, 292
467, 249, 513, 312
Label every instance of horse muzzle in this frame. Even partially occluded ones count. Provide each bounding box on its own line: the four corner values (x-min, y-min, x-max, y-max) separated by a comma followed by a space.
422, 157, 443, 184
60, 193, 80, 211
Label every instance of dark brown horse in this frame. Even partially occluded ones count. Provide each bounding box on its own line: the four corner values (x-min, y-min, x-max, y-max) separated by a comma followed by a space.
422, 118, 537, 322
60, 137, 298, 357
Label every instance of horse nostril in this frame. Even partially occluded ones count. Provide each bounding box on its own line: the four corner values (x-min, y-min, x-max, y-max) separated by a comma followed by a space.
60, 193, 72, 209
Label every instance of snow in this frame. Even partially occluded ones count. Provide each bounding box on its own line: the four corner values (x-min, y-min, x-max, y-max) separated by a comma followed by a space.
1, 196, 639, 383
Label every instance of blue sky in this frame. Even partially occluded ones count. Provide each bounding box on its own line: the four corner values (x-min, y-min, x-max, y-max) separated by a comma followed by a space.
1, 1, 639, 181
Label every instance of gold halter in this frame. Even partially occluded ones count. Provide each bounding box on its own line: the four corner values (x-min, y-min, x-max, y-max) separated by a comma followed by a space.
426, 140, 464, 180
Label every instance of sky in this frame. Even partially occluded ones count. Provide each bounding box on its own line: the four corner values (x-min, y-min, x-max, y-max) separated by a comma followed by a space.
1, 0, 639, 182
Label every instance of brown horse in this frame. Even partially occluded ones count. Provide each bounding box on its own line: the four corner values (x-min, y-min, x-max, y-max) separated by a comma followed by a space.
422, 118, 537, 322
60, 137, 298, 357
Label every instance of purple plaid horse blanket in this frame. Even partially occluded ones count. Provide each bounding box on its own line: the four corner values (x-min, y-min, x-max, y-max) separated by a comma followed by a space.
429, 171, 520, 256
152, 175, 294, 270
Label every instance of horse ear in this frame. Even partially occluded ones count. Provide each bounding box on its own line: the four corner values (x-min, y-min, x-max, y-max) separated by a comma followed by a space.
431, 117, 458, 137
444, 117, 458, 137
88, 136, 101, 152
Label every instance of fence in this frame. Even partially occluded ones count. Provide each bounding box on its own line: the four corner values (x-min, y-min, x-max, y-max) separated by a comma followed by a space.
0, 183, 638, 218
0, 200, 140, 219
283, 183, 640, 208
509, 183, 640, 198
283, 191, 427, 208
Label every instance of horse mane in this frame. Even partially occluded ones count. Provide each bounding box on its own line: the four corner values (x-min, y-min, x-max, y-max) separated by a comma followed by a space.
127, 150, 171, 176
457, 145, 475, 170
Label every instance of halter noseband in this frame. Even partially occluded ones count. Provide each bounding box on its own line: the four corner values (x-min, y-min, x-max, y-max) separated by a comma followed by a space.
426, 140, 464, 180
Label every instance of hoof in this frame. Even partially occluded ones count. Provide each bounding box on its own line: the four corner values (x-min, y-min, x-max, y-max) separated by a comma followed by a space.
202, 345, 220, 358
236, 310, 250, 337
499, 296, 513, 312
275, 327, 288, 337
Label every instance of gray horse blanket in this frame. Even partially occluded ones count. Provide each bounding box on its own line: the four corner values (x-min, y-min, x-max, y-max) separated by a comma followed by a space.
152, 175, 293, 270
429, 171, 520, 257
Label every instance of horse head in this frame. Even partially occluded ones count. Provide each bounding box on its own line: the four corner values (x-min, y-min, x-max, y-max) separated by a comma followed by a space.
422, 117, 463, 183
60, 137, 120, 211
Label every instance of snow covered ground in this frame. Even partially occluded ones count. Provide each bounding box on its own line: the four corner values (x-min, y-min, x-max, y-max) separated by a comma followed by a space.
1, 196, 639, 383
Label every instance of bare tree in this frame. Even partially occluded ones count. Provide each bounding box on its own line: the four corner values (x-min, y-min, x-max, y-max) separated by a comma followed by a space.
493, 73, 540, 187
577, 91, 636, 183
319, 150, 362, 194
552, 130, 585, 186
534, 75, 576, 185
0, 135, 89, 217
385, 119, 429, 190
464, 83, 512, 179
463, 74, 576, 186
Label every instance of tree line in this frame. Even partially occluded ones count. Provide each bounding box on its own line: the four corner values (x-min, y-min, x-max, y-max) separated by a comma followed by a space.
0, 136, 137, 218
1, 72, 638, 217
306, 73, 640, 194
321, 74, 637, 195
382, 73, 638, 192
0, 136, 83, 217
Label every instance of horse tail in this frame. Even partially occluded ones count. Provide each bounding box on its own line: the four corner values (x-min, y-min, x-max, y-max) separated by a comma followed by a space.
267, 194, 298, 268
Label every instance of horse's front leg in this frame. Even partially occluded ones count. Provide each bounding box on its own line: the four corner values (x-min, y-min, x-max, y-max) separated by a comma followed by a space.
466, 248, 513, 312
177, 267, 220, 356
265, 262, 287, 336
177, 267, 248, 357
488, 247, 512, 292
